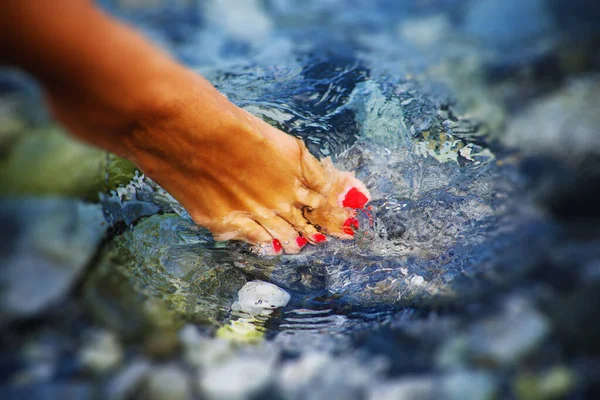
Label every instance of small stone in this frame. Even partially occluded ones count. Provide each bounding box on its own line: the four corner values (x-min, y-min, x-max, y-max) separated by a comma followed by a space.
232, 280, 290, 316
439, 371, 497, 400
0, 199, 105, 322
179, 327, 234, 369
142, 365, 192, 400
199, 356, 275, 400
368, 377, 434, 400
80, 330, 122, 374
513, 366, 576, 400
105, 358, 151, 400
279, 352, 385, 400
468, 296, 549, 366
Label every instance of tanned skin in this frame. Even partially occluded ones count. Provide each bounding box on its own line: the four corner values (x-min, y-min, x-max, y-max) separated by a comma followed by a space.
0, 0, 370, 254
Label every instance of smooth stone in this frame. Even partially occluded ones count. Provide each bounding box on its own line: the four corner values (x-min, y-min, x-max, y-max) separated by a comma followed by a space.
468, 296, 549, 366
0, 198, 105, 321
199, 356, 275, 400
232, 280, 291, 316
179, 325, 234, 369
80, 330, 123, 374
105, 358, 151, 400
439, 371, 497, 400
142, 365, 192, 400
367, 377, 434, 400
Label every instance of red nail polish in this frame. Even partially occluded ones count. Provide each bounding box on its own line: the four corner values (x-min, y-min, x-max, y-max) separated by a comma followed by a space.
312, 233, 327, 243
343, 217, 359, 230
273, 239, 283, 253
296, 236, 308, 247
343, 227, 355, 236
342, 187, 369, 209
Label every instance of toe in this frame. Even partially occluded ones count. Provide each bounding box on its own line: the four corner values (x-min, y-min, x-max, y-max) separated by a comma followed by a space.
211, 214, 272, 244
295, 183, 327, 210
303, 204, 357, 239
256, 213, 306, 254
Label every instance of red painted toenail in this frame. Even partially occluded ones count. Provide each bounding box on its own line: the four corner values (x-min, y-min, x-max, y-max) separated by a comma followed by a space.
343, 217, 359, 230
296, 236, 308, 247
343, 227, 355, 236
312, 233, 327, 243
273, 239, 283, 253
342, 187, 369, 209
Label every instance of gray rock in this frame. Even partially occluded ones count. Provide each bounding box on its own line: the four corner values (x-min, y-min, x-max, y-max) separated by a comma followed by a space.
142, 365, 192, 400
84, 214, 248, 336
199, 355, 275, 400
179, 324, 235, 370
279, 352, 386, 400
468, 296, 550, 366
0, 198, 105, 321
105, 358, 151, 400
439, 371, 497, 400
80, 330, 123, 375
367, 377, 434, 400
505, 76, 600, 163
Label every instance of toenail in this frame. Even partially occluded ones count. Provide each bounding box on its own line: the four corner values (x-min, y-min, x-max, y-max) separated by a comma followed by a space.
273, 239, 283, 253
312, 233, 327, 243
343, 217, 359, 230
342, 187, 369, 209
296, 236, 308, 247
343, 227, 355, 236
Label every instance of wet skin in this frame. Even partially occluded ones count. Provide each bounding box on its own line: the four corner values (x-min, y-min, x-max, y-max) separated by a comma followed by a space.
0, 1, 370, 254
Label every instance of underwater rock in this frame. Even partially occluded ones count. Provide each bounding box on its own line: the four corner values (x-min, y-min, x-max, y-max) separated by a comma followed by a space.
505, 76, 600, 163
84, 214, 248, 337
0, 127, 135, 199
179, 324, 235, 370
504, 77, 600, 221
468, 296, 549, 367
367, 376, 434, 400
513, 365, 576, 400
199, 355, 275, 400
232, 280, 291, 316
105, 358, 151, 400
439, 370, 497, 400
80, 330, 123, 375
0, 198, 106, 322
278, 352, 385, 400
141, 365, 192, 400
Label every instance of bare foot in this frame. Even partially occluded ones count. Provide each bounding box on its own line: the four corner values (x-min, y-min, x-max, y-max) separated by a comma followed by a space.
120, 69, 371, 254
6, 1, 370, 255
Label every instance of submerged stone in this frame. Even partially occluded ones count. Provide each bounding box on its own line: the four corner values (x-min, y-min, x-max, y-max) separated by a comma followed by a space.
0, 127, 135, 199
85, 214, 249, 338
141, 365, 192, 400
0, 198, 106, 322
232, 280, 291, 316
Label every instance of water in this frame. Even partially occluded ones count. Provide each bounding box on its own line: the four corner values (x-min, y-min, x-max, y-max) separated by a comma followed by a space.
95, 0, 552, 329
3, 0, 600, 398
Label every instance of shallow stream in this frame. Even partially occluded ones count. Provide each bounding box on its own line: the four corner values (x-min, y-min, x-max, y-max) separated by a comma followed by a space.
2, 0, 600, 399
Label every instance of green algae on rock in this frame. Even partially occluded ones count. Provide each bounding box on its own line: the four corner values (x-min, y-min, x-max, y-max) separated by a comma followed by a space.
0, 126, 136, 200
84, 214, 249, 338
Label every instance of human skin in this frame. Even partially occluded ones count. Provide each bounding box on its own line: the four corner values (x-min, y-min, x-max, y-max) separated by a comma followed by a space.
0, 0, 370, 254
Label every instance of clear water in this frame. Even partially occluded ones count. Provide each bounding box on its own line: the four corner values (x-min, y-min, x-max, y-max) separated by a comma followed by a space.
94, 0, 560, 342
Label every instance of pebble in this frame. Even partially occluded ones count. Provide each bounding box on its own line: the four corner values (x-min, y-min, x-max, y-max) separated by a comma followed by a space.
80, 330, 123, 374
143, 365, 192, 400
199, 356, 275, 400
232, 280, 291, 316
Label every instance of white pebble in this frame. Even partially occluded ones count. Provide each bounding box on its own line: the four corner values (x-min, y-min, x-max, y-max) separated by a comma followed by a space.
233, 280, 290, 316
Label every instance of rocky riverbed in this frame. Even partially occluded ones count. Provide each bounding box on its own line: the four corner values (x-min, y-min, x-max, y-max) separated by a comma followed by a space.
2, 0, 600, 399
